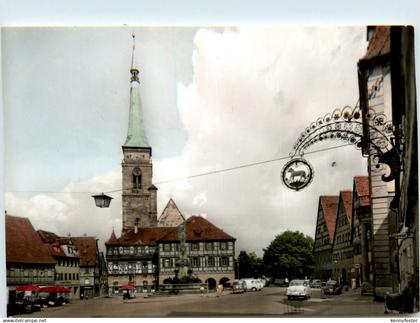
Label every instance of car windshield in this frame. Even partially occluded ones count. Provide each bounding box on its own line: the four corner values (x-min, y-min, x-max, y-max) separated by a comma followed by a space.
326, 281, 337, 286
289, 280, 304, 286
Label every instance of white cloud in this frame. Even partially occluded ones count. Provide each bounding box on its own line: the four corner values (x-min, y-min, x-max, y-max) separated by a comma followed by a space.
154, 27, 368, 255
5, 169, 122, 252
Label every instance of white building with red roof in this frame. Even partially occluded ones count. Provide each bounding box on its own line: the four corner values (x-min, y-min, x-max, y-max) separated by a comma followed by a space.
313, 196, 339, 280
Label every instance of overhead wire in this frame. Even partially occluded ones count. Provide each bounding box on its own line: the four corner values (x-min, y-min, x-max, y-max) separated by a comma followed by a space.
6, 142, 355, 195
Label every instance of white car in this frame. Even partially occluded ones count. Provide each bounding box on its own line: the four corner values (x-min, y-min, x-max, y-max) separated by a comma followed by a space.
286, 279, 311, 300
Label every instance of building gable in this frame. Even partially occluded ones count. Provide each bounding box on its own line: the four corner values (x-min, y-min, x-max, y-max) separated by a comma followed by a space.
158, 198, 186, 227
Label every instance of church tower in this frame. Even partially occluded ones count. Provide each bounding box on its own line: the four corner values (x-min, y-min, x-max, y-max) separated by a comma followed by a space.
121, 34, 158, 233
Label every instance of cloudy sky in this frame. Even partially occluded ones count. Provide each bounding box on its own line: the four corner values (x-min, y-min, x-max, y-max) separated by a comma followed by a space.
3, 26, 369, 256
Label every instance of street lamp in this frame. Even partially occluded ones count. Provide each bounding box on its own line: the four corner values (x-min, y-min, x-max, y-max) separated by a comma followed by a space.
92, 193, 113, 208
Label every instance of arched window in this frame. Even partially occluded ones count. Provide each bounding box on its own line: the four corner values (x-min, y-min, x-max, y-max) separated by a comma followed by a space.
132, 167, 142, 189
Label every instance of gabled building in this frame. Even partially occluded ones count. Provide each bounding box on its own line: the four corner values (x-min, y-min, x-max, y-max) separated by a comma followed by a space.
313, 196, 339, 280
351, 176, 372, 287
331, 191, 353, 286
389, 27, 418, 305
158, 215, 235, 288
73, 237, 107, 299
358, 26, 418, 302
158, 198, 186, 227
105, 215, 235, 293
38, 231, 81, 299
6, 215, 56, 287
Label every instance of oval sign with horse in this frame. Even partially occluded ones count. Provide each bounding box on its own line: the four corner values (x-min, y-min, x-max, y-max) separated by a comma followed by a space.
281, 158, 314, 191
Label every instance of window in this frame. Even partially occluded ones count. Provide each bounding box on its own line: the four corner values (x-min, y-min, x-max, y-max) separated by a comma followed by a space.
64, 273, 68, 280
205, 242, 213, 251
132, 167, 142, 189
191, 242, 199, 251
163, 258, 171, 268
220, 242, 228, 250
192, 257, 200, 267
207, 257, 215, 267
145, 246, 149, 254
85, 268, 89, 274
130, 246, 135, 255
163, 244, 171, 252
220, 256, 229, 267
142, 262, 148, 273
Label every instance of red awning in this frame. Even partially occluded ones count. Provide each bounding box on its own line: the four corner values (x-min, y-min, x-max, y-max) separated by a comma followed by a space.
39, 285, 71, 293
16, 284, 40, 292
120, 284, 136, 290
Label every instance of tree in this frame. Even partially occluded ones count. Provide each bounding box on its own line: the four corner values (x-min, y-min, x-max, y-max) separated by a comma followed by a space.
236, 251, 263, 279
263, 231, 314, 279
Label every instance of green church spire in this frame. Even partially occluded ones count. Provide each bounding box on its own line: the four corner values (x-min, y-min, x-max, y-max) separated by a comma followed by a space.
123, 33, 150, 148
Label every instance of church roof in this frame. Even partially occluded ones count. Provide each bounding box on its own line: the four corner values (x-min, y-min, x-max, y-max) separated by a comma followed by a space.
319, 196, 339, 242
6, 215, 56, 265
123, 35, 150, 149
106, 215, 235, 246
123, 80, 150, 148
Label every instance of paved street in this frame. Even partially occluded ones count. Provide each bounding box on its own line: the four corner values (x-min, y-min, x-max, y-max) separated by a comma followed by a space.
13, 287, 409, 318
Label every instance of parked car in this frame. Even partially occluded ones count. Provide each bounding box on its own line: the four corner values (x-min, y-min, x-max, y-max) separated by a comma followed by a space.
310, 279, 322, 288
241, 278, 261, 291
286, 279, 311, 300
323, 280, 342, 295
232, 280, 245, 294
273, 278, 289, 287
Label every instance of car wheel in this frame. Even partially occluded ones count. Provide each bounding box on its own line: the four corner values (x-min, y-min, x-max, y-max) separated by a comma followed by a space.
252, 287, 257, 291
287, 296, 292, 300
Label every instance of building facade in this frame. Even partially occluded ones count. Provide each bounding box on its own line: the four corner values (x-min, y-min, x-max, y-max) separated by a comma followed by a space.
358, 26, 418, 304
158, 198, 186, 227
351, 176, 372, 287
331, 191, 353, 286
313, 196, 339, 281
6, 215, 56, 288
73, 237, 107, 299
38, 231, 81, 299
390, 27, 418, 306
358, 26, 398, 298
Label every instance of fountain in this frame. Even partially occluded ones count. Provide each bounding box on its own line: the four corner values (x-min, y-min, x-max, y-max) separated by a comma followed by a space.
159, 221, 206, 294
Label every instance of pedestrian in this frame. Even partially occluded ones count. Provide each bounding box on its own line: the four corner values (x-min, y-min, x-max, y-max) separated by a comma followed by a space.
216, 284, 223, 297
200, 286, 205, 297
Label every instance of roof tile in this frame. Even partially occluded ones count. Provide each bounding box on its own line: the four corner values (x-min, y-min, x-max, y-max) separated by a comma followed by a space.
320, 196, 339, 242
72, 237, 98, 267
363, 26, 391, 60
106, 215, 235, 246
6, 215, 56, 265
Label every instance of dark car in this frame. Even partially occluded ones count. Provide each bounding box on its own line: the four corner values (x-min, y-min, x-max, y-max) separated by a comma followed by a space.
323, 280, 342, 295
310, 279, 322, 288
232, 280, 245, 294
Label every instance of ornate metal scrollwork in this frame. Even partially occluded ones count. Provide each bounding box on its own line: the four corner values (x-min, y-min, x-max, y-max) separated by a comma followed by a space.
283, 76, 403, 191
